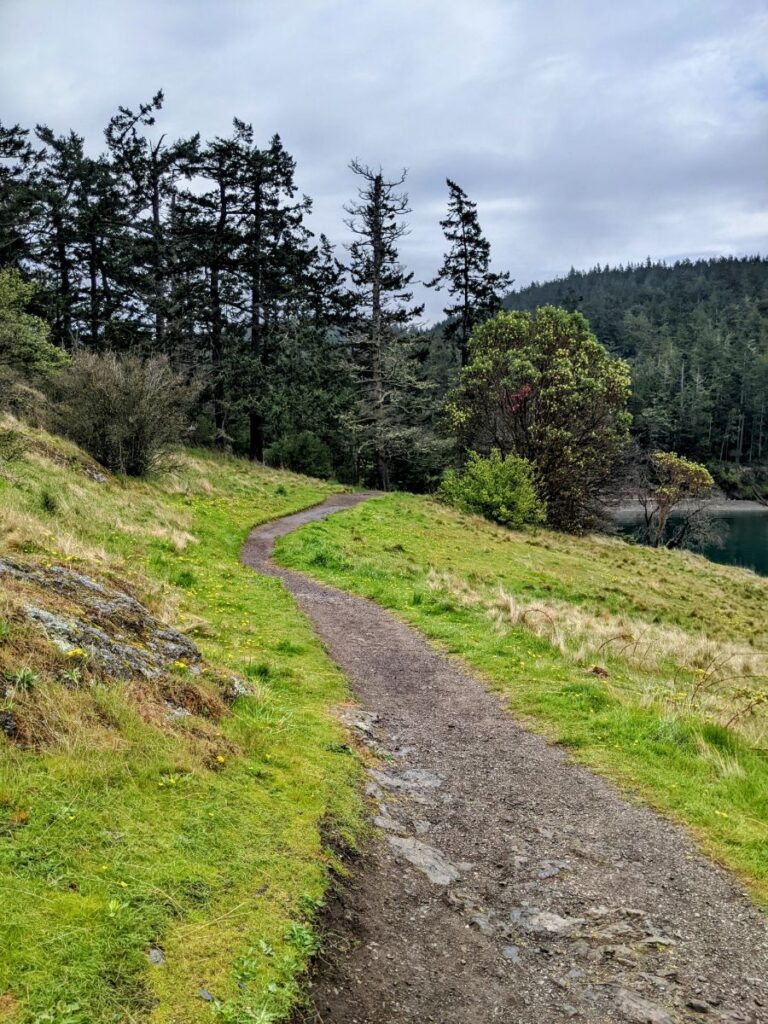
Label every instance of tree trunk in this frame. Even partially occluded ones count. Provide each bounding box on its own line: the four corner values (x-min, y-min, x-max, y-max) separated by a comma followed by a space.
371, 174, 389, 490
88, 231, 100, 347
52, 208, 72, 347
210, 179, 228, 449
249, 169, 265, 462
151, 164, 165, 350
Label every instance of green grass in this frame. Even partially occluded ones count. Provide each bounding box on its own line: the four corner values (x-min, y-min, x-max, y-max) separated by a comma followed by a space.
275, 492, 768, 906
0, 418, 362, 1023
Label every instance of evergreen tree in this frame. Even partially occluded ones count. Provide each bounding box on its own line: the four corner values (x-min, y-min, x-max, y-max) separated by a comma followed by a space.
344, 160, 425, 489
175, 132, 244, 446
429, 179, 511, 364
233, 125, 313, 460
0, 122, 42, 269
105, 91, 200, 351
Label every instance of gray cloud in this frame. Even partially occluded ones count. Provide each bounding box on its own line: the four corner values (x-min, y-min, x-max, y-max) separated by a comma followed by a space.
1, 0, 766, 318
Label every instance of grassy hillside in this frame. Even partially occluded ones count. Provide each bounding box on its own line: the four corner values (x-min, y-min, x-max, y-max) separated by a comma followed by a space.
276, 493, 768, 905
0, 416, 362, 1024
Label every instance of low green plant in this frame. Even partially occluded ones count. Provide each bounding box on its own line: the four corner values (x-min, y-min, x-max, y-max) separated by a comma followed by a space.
0, 427, 27, 462
8, 666, 39, 690
265, 431, 333, 479
39, 486, 59, 514
438, 449, 545, 528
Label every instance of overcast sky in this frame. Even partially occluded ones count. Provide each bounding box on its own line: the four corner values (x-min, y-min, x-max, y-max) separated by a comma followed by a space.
1, 0, 766, 319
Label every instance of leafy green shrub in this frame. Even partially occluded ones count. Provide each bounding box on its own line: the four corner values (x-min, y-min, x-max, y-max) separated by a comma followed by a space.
55, 352, 192, 476
446, 307, 631, 531
0, 427, 27, 463
438, 450, 545, 528
265, 431, 333, 479
0, 268, 67, 379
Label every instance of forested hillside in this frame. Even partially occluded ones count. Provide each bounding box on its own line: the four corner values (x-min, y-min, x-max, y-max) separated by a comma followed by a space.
506, 258, 768, 468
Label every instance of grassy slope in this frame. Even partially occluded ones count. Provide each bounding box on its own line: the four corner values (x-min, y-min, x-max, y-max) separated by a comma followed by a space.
276, 493, 768, 905
0, 418, 362, 1024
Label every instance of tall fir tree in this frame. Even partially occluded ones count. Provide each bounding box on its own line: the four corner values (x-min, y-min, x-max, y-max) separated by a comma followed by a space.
233, 125, 313, 460
174, 132, 244, 446
105, 91, 200, 352
429, 179, 511, 365
344, 160, 427, 489
0, 122, 43, 270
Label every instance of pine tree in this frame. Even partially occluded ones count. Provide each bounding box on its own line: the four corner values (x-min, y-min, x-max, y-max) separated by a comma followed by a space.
175, 132, 244, 446
0, 122, 42, 269
105, 91, 200, 350
429, 179, 511, 364
233, 125, 313, 460
344, 160, 424, 489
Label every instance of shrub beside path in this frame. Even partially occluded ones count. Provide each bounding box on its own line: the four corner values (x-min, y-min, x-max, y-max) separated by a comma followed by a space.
242, 494, 768, 1024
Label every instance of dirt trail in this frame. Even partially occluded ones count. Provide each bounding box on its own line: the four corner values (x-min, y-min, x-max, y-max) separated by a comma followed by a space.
242, 494, 768, 1024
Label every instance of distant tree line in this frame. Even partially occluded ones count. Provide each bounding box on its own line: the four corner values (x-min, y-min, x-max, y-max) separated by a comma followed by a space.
506, 258, 768, 469
0, 93, 508, 490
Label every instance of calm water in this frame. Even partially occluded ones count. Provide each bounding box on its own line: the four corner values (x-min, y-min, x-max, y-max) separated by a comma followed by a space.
615, 508, 768, 576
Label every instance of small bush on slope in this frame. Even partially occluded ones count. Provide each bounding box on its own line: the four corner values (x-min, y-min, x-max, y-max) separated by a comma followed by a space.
55, 352, 192, 476
439, 449, 545, 528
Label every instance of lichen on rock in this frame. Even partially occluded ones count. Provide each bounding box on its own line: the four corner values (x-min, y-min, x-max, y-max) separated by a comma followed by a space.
0, 556, 200, 679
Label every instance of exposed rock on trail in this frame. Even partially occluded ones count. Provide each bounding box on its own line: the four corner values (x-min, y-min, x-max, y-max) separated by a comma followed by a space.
243, 495, 768, 1024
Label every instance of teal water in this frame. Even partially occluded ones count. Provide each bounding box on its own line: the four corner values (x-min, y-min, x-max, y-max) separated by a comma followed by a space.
615, 508, 768, 576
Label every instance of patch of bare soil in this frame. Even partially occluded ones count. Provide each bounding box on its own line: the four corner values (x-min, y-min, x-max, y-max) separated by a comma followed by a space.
242, 495, 768, 1024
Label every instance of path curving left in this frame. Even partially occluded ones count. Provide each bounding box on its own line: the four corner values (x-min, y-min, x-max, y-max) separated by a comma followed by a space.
242, 494, 768, 1024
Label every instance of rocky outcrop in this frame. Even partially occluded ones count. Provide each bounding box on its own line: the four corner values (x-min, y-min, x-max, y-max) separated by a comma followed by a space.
0, 556, 200, 679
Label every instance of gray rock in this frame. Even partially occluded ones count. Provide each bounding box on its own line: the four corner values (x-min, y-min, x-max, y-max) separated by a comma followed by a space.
511, 907, 585, 937
147, 946, 165, 965
373, 813, 408, 834
615, 988, 675, 1024
371, 768, 442, 792
387, 836, 461, 885
469, 911, 496, 935
198, 988, 215, 1002
0, 556, 202, 681
339, 708, 380, 735
0, 711, 17, 738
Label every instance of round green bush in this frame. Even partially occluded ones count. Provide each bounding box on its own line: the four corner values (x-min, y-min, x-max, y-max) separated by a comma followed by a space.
438, 450, 545, 528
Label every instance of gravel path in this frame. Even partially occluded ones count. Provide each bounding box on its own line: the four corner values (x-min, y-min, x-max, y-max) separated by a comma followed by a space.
242, 494, 768, 1024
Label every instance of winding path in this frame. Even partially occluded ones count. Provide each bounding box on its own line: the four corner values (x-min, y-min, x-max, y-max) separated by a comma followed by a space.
242, 494, 768, 1024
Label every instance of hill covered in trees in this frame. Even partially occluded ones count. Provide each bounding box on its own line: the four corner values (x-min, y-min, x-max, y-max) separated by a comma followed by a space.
505, 257, 768, 469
